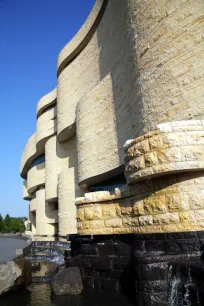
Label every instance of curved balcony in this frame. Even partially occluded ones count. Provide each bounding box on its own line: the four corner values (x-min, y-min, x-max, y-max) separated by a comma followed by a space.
37, 88, 57, 118
20, 134, 37, 178
46, 210, 58, 224
30, 196, 36, 212
57, 0, 105, 76
36, 105, 57, 147
76, 75, 123, 187
21, 105, 57, 179
27, 163, 45, 194
57, 1, 107, 143
23, 180, 32, 201
45, 135, 70, 202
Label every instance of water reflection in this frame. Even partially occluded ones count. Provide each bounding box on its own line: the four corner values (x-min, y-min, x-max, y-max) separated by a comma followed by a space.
0, 284, 134, 306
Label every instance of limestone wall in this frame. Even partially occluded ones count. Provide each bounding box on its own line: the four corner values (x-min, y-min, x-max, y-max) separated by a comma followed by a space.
21, 0, 204, 240
76, 120, 204, 235
37, 88, 56, 118
28, 204, 36, 235
36, 106, 57, 146
35, 188, 57, 238
58, 136, 84, 236
27, 163, 45, 194
20, 91, 57, 179
45, 135, 69, 202
23, 180, 31, 201
128, 0, 204, 133
30, 195, 36, 212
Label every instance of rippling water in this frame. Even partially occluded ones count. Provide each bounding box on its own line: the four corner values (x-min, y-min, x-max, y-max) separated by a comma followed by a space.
0, 284, 134, 306
0, 237, 28, 264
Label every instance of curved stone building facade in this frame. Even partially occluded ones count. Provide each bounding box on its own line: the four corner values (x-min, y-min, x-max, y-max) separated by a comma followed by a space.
21, 0, 204, 303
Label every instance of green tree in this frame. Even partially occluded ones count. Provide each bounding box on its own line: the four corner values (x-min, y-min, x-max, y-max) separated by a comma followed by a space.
4, 214, 12, 233
0, 214, 4, 232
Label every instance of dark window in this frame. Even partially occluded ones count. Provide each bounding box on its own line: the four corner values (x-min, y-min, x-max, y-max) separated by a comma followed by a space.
89, 173, 127, 192
41, 104, 56, 115
31, 154, 45, 168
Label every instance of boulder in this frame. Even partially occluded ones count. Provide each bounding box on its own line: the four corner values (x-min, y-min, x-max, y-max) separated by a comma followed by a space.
51, 267, 83, 295
0, 257, 32, 296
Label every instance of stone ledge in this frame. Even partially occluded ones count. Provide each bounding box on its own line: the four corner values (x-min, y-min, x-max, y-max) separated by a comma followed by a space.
76, 171, 204, 235
125, 120, 204, 184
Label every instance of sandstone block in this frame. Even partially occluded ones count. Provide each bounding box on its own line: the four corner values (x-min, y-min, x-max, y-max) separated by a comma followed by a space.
133, 200, 145, 216
90, 220, 104, 229
105, 219, 123, 228
179, 211, 196, 223
149, 135, 163, 150
116, 199, 132, 217
139, 215, 153, 226
77, 209, 84, 221
153, 213, 179, 225
186, 131, 204, 145
166, 194, 189, 212
102, 204, 116, 219
181, 146, 204, 161
157, 122, 172, 133
143, 195, 167, 215
145, 152, 159, 167
163, 132, 187, 147
189, 192, 204, 210
84, 206, 102, 220
161, 147, 182, 163
195, 210, 204, 222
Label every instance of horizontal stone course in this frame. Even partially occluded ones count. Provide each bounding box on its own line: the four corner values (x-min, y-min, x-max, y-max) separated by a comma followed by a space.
125, 121, 204, 184
77, 171, 204, 235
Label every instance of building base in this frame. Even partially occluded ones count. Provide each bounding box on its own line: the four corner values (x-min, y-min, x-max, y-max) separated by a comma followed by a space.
65, 232, 204, 305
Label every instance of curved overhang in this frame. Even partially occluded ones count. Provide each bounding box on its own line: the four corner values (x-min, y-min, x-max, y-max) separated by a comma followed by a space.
37, 88, 57, 118
23, 180, 32, 201
30, 196, 36, 212
57, 0, 106, 77
27, 163, 45, 194
20, 133, 38, 179
21, 106, 57, 179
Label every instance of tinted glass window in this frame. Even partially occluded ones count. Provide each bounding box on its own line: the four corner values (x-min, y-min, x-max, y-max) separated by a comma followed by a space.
31, 154, 45, 168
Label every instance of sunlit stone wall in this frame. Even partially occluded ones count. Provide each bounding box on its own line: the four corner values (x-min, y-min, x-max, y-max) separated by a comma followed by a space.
76, 121, 204, 235
21, 0, 204, 241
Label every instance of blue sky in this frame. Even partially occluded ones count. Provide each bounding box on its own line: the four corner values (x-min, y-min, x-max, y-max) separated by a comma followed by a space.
0, 0, 95, 217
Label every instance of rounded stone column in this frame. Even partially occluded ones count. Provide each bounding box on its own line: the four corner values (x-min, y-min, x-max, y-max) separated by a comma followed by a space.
36, 187, 56, 240
128, 0, 204, 134
58, 170, 79, 237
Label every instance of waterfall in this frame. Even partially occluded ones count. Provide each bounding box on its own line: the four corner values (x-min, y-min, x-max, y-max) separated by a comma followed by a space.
168, 264, 201, 306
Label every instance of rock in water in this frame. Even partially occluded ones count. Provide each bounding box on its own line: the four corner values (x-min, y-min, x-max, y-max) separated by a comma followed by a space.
51, 267, 83, 295
0, 257, 32, 296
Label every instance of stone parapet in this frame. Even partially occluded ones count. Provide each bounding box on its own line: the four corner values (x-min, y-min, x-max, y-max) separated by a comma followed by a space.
77, 172, 204, 235
76, 121, 204, 235
125, 120, 204, 184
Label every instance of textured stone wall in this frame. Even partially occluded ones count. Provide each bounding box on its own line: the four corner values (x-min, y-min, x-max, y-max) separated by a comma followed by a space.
58, 136, 84, 236
45, 135, 69, 202
37, 88, 56, 118
125, 120, 204, 183
27, 162, 45, 194
77, 172, 204, 235
35, 188, 58, 239
36, 106, 57, 146
76, 74, 121, 186
76, 121, 204, 235
30, 195, 36, 212
21, 0, 204, 243
65, 233, 204, 302
128, 0, 204, 133
23, 180, 31, 201
28, 204, 36, 235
